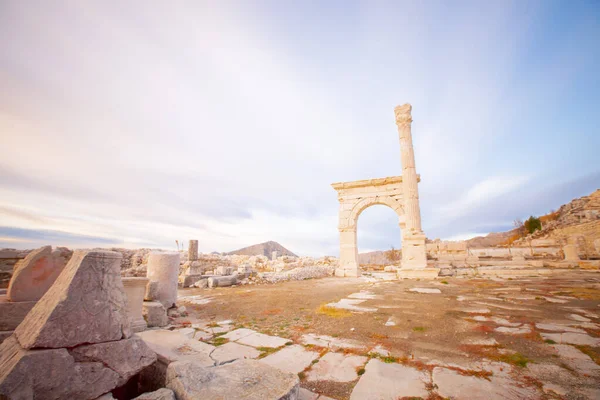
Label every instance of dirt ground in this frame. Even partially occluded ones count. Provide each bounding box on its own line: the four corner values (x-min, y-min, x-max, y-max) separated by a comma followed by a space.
178, 272, 600, 400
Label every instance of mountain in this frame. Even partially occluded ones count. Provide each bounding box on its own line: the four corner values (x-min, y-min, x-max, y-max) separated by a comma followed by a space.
226, 241, 297, 259
358, 250, 390, 266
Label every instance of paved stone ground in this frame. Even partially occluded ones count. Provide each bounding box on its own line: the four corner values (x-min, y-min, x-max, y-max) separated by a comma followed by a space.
173, 271, 600, 399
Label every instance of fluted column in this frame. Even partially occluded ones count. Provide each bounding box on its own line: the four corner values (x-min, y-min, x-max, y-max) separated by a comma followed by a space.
394, 103, 423, 235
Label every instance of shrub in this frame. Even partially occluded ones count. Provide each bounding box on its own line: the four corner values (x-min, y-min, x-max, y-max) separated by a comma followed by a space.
524, 216, 542, 234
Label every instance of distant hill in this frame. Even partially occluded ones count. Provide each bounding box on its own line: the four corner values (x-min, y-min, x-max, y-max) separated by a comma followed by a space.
466, 230, 516, 248
226, 241, 297, 259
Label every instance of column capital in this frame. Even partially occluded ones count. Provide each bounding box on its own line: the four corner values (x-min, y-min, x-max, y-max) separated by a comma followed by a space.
394, 103, 412, 125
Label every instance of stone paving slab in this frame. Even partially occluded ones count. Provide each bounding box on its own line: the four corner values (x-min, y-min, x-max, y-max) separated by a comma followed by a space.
301, 334, 367, 351
347, 291, 377, 299
209, 342, 260, 365
222, 328, 256, 342
541, 332, 600, 346
433, 366, 538, 400
306, 352, 368, 382
236, 331, 291, 348
552, 344, 600, 375
260, 344, 319, 374
326, 298, 377, 312
350, 359, 429, 400
136, 330, 215, 367
535, 323, 587, 333
409, 288, 441, 294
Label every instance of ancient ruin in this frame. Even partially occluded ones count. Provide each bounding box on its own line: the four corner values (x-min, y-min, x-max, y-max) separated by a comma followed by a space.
332, 104, 430, 278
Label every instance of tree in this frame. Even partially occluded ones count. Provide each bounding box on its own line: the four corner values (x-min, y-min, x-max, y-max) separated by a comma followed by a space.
384, 246, 402, 264
513, 219, 526, 237
524, 216, 542, 234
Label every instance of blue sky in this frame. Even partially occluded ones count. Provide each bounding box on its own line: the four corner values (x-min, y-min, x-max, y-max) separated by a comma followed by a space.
0, 1, 599, 255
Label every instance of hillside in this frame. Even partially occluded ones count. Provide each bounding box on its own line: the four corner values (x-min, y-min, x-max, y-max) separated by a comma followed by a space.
466, 189, 600, 248
358, 250, 391, 266
226, 241, 297, 259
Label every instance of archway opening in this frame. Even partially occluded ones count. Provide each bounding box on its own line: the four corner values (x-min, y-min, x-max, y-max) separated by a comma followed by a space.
356, 204, 402, 272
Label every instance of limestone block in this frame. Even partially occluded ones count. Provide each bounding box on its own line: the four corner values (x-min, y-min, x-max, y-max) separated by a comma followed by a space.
188, 240, 198, 262
146, 252, 180, 308
7, 245, 70, 302
563, 244, 579, 261
192, 279, 208, 288
15, 250, 131, 350
71, 336, 157, 386
145, 280, 160, 301
207, 275, 237, 288
594, 239, 600, 254
0, 336, 119, 400
134, 388, 176, 400
0, 300, 36, 331
215, 266, 233, 276
143, 301, 168, 328
123, 277, 149, 332
166, 359, 299, 400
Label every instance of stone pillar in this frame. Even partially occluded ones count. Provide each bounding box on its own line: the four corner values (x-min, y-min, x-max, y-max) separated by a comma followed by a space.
271, 251, 278, 261
394, 104, 427, 270
188, 240, 198, 262
146, 252, 180, 309
563, 244, 579, 262
122, 277, 149, 332
336, 228, 359, 277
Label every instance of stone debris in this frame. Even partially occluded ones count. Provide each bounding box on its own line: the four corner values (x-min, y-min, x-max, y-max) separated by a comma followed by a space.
166, 359, 299, 400
409, 287, 441, 294
350, 359, 429, 399
15, 250, 131, 349
143, 301, 169, 327
260, 344, 319, 374
257, 265, 334, 283
7, 245, 71, 302
307, 352, 368, 382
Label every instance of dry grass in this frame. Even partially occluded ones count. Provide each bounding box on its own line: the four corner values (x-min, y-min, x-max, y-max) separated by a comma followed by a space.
261, 308, 283, 316
316, 304, 351, 318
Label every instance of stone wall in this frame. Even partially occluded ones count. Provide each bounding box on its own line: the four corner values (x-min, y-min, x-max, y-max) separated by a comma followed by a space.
549, 220, 600, 257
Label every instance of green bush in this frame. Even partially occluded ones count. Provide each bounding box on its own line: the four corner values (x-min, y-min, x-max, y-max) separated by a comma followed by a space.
524, 216, 542, 234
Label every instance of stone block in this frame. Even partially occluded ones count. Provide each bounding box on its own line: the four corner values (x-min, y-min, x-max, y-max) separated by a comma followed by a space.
260, 344, 319, 374
146, 252, 180, 309
397, 268, 440, 279
145, 280, 160, 301
143, 301, 168, 327
15, 250, 131, 349
207, 275, 237, 288
71, 336, 157, 386
7, 245, 70, 302
123, 277, 149, 332
350, 359, 429, 399
563, 244, 579, 261
188, 240, 198, 262
0, 336, 119, 400
166, 359, 299, 400
0, 300, 36, 331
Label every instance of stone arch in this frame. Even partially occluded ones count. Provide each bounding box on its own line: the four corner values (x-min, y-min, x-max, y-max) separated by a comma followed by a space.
332, 176, 407, 277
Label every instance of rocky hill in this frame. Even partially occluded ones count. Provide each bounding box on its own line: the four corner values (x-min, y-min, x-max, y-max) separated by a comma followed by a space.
358, 250, 391, 266
467, 189, 600, 249
226, 241, 297, 259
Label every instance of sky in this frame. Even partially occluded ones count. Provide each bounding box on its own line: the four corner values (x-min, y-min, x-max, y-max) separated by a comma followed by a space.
1, 1, 599, 256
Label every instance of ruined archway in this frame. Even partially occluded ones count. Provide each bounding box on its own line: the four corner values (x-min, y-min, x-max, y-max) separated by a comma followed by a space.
331, 104, 428, 277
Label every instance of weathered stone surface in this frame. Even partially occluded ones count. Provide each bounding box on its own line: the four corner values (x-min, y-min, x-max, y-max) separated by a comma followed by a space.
350, 359, 429, 399
188, 240, 198, 262
123, 277, 149, 332
298, 388, 319, 400
134, 388, 176, 400
143, 301, 168, 327
307, 352, 368, 382
146, 252, 180, 308
260, 344, 319, 374
7, 245, 70, 302
210, 342, 260, 365
409, 287, 441, 294
166, 359, 299, 400
541, 332, 600, 346
15, 250, 131, 349
0, 336, 119, 400
136, 329, 214, 366
433, 365, 538, 400
236, 331, 291, 348
0, 330, 12, 344
0, 300, 36, 331
552, 344, 600, 375
145, 280, 160, 301
70, 336, 157, 385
